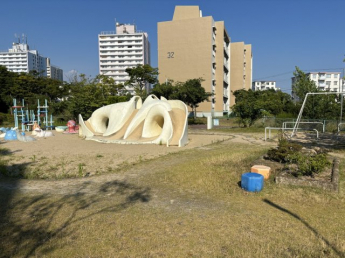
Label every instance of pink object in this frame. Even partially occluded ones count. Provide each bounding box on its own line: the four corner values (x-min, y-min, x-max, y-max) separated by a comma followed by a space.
65, 120, 78, 134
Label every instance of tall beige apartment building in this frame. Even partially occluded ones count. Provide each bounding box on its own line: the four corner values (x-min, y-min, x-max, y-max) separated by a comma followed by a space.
158, 6, 252, 117
230, 42, 252, 106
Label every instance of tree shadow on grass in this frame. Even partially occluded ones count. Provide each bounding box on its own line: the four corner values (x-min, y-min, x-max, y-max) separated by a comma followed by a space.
0, 179, 151, 257
263, 198, 344, 257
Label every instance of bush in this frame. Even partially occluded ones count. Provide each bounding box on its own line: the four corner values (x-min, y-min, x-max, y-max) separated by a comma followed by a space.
267, 138, 302, 162
287, 152, 330, 177
188, 117, 206, 125
266, 137, 330, 177
0, 112, 14, 126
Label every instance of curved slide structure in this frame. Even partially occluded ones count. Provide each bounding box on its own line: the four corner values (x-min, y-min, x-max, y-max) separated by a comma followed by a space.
79, 95, 188, 147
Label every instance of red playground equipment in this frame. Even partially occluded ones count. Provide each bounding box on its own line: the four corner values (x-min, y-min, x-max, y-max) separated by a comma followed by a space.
64, 120, 79, 134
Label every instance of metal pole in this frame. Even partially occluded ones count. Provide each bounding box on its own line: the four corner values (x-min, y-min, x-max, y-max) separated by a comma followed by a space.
340, 93, 344, 123
291, 93, 309, 137
265, 128, 267, 141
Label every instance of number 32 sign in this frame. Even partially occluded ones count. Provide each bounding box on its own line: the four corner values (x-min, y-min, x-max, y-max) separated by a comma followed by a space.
167, 52, 174, 58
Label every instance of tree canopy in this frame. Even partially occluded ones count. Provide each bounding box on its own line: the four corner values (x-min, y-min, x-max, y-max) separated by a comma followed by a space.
0, 67, 131, 121
291, 66, 341, 119
151, 80, 177, 100
232, 89, 296, 127
292, 66, 318, 102
125, 64, 158, 99
173, 78, 212, 117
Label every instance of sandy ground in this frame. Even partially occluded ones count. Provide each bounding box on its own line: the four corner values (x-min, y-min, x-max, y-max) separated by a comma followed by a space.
0, 129, 238, 179
1, 129, 233, 161
0, 127, 277, 194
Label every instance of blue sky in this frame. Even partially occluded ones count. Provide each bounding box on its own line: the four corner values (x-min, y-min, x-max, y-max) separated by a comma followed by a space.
0, 0, 344, 93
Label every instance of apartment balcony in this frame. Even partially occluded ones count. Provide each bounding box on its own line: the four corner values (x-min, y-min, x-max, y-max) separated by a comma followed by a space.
223, 43, 229, 57
102, 71, 129, 78
223, 88, 228, 98
99, 41, 143, 46
224, 49, 229, 58
223, 75, 229, 84
99, 50, 143, 55
99, 56, 143, 60
99, 66, 130, 71
100, 70, 127, 75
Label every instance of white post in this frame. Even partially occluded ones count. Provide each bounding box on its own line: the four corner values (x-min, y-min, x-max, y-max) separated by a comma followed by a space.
265, 128, 267, 141
207, 116, 213, 130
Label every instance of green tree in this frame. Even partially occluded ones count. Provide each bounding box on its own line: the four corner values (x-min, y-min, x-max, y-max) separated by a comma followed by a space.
94, 74, 127, 98
125, 64, 158, 99
173, 78, 212, 117
66, 74, 131, 120
151, 80, 177, 100
255, 89, 296, 117
0, 66, 16, 112
67, 74, 105, 120
231, 89, 297, 127
292, 66, 318, 102
292, 66, 341, 119
232, 89, 262, 127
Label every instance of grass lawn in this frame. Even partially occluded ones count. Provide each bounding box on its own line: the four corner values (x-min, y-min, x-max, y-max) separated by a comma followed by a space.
0, 134, 345, 257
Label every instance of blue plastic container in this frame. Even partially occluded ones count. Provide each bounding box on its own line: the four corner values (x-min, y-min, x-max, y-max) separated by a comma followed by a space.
241, 172, 264, 192
4, 130, 18, 141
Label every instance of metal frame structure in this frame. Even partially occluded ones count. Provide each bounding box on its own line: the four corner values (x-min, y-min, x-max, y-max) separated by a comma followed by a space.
265, 127, 318, 141
283, 121, 325, 133
291, 92, 345, 137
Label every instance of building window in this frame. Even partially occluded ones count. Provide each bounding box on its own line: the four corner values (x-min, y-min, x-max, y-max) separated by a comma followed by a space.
334, 74, 338, 79
326, 81, 331, 87
326, 74, 331, 78
312, 74, 317, 79
334, 81, 338, 86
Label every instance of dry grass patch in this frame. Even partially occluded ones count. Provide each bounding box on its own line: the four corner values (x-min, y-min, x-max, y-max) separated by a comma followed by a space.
1, 138, 345, 257
148, 142, 268, 197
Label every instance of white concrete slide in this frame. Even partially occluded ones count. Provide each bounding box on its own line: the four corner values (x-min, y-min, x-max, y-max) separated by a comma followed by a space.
78, 95, 188, 147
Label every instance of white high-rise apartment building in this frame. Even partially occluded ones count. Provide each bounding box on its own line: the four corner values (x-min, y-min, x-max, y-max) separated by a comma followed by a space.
46, 58, 63, 81
0, 42, 47, 76
252, 81, 279, 91
98, 23, 150, 94
308, 72, 342, 92
0, 40, 63, 81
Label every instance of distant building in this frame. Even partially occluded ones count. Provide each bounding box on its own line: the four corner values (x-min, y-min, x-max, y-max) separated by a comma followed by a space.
46, 58, 63, 81
0, 42, 47, 76
230, 42, 252, 106
307, 72, 342, 92
291, 71, 343, 100
98, 23, 150, 94
0, 40, 63, 81
158, 5, 252, 117
252, 81, 278, 91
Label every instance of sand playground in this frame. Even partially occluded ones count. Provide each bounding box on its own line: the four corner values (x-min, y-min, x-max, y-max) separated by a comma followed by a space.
0, 129, 239, 179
